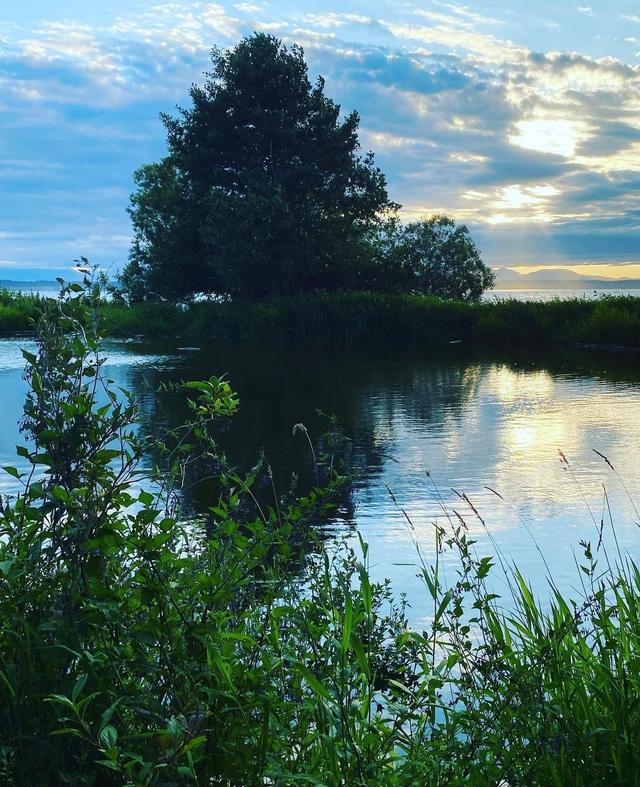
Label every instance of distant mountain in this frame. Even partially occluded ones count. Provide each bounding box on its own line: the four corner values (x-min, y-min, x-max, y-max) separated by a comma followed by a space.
492, 268, 526, 283
493, 268, 640, 289
495, 268, 592, 283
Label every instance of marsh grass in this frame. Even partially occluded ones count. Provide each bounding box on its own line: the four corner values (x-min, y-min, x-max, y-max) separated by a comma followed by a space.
0, 288, 46, 333
389, 459, 640, 786
3, 289, 640, 350
98, 292, 640, 351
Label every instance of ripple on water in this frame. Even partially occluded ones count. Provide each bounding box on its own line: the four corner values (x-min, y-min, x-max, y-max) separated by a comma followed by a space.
0, 338, 176, 372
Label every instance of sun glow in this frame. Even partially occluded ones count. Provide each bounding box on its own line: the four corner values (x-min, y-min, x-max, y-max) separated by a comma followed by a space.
483, 184, 560, 224
510, 118, 589, 158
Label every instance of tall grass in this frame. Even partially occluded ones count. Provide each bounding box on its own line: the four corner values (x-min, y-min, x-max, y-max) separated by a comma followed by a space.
3, 290, 640, 350
1, 279, 640, 784
101, 292, 640, 350
0, 288, 46, 332
385, 466, 640, 785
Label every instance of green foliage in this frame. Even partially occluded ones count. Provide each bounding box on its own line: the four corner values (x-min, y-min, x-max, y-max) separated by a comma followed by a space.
3, 286, 640, 352
0, 288, 45, 332
2, 278, 640, 784
369, 215, 495, 300
121, 33, 395, 302
98, 290, 640, 351
0, 276, 422, 784
117, 34, 494, 304
119, 160, 194, 303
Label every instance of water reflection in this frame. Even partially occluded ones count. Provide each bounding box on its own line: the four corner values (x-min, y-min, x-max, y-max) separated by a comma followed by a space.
1, 337, 640, 625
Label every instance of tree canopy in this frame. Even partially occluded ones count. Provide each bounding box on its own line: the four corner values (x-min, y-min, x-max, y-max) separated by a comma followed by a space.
120, 33, 494, 303
122, 33, 395, 301
370, 216, 495, 301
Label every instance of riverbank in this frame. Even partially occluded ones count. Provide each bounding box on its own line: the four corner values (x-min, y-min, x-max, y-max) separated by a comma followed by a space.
2, 289, 640, 350
0, 289, 45, 333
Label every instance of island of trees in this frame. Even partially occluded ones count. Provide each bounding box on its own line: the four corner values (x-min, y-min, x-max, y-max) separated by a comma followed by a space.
118, 33, 494, 305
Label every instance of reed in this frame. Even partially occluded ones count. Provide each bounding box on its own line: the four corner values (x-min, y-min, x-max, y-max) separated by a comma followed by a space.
101, 292, 640, 350
3, 290, 640, 351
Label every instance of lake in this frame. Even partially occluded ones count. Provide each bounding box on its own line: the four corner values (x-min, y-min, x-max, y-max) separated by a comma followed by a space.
6, 281, 640, 303
2, 336, 640, 627
485, 287, 640, 301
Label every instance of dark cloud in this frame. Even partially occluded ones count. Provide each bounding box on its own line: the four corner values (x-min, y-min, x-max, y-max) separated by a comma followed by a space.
467, 148, 571, 186
577, 121, 640, 156
333, 48, 470, 94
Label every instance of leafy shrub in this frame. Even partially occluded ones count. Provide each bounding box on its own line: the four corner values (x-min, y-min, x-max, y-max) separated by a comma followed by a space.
0, 276, 424, 785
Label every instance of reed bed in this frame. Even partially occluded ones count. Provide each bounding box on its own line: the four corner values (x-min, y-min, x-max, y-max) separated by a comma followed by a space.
3, 289, 640, 350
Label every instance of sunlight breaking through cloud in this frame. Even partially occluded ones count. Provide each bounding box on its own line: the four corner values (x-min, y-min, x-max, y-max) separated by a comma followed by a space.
1, 0, 640, 273
509, 119, 590, 158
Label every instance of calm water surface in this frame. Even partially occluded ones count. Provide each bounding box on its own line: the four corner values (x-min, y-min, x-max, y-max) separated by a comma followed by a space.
485, 287, 640, 301
1, 336, 640, 626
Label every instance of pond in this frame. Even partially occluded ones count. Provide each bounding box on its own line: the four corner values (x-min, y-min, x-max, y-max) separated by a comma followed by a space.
1, 336, 639, 626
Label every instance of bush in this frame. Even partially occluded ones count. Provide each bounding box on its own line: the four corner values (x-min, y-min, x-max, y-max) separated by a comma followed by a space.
0, 277, 424, 784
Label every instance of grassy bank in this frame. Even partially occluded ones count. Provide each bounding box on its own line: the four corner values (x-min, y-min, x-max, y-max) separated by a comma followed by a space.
102, 292, 640, 350
2, 289, 640, 350
0, 288, 47, 333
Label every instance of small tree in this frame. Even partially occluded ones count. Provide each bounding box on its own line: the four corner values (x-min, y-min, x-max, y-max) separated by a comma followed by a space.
122, 34, 396, 301
377, 215, 494, 301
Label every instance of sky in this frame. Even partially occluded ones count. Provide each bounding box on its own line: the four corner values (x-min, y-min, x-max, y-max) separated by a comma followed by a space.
1, 1, 640, 279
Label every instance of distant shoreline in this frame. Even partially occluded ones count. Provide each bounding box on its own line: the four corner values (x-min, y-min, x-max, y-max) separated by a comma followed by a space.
496, 279, 640, 290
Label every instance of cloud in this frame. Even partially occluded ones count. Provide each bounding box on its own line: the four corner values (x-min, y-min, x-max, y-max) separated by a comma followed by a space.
296, 12, 376, 29
2, 0, 640, 272
428, 2, 502, 27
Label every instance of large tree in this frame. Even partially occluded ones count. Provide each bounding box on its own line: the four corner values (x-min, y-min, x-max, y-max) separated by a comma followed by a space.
122, 34, 396, 301
402, 216, 494, 300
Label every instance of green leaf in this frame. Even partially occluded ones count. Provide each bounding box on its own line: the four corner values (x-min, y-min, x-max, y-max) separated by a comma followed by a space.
99, 725, 118, 750
341, 594, 353, 654
72, 674, 88, 703
96, 759, 121, 771
100, 699, 122, 733
0, 559, 15, 576
46, 694, 75, 709
94, 449, 122, 463
138, 490, 154, 506
299, 667, 331, 700
180, 735, 207, 755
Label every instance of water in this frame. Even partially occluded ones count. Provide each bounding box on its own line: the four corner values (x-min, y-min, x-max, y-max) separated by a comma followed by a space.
0, 282, 64, 298
2, 336, 640, 626
485, 287, 640, 302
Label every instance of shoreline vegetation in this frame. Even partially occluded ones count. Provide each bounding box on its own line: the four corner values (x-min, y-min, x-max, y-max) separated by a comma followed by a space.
2, 278, 640, 785
1, 288, 640, 352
